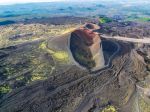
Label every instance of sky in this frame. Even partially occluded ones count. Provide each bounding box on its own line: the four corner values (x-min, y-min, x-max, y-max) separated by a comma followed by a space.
0, 0, 68, 5
0, 0, 149, 5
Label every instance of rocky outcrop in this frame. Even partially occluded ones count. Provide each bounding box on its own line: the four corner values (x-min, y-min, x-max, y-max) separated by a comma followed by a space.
70, 23, 105, 71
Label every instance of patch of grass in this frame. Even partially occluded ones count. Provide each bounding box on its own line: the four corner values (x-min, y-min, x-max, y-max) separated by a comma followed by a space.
101, 105, 117, 112
39, 42, 47, 49
126, 17, 150, 22
99, 17, 112, 24
138, 96, 150, 112
16, 76, 24, 81
138, 17, 150, 22
31, 74, 46, 82
0, 84, 12, 94
39, 42, 54, 54
29, 53, 55, 82
53, 51, 69, 62
39, 42, 69, 62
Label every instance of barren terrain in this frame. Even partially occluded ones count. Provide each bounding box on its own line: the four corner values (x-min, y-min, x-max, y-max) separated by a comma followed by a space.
0, 16, 150, 112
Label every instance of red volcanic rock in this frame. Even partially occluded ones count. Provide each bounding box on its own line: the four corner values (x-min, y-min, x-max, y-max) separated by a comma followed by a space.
73, 28, 100, 46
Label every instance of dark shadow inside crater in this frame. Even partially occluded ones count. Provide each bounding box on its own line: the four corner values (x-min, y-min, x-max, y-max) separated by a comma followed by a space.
70, 33, 96, 70
70, 33, 119, 72
102, 40, 118, 65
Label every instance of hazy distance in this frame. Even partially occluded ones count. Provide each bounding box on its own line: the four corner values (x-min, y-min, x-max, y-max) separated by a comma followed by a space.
1, 0, 150, 5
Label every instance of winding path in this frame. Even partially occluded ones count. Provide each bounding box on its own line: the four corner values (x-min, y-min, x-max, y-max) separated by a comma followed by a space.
1, 24, 150, 111
101, 35, 150, 44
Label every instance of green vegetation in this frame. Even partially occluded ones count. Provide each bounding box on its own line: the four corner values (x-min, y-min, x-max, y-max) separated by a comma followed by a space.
0, 24, 79, 48
52, 51, 69, 62
0, 64, 17, 80
99, 17, 112, 24
0, 22, 77, 95
126, 16, 150, 22
75, 50, 95, 69
0, 84, 12, 97
16, 76, 24, 81
101, 105, 117, 112
30, 58, 54, 82
31, 74, 46, 82
0, 41, 57, 98
138, 17, 150, 22
39, 42, 69, 62
138, 96, 150, 112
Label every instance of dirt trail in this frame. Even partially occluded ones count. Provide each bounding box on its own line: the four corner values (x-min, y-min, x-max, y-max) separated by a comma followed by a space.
101, 35, 150, 44
77, 24, 150, 44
